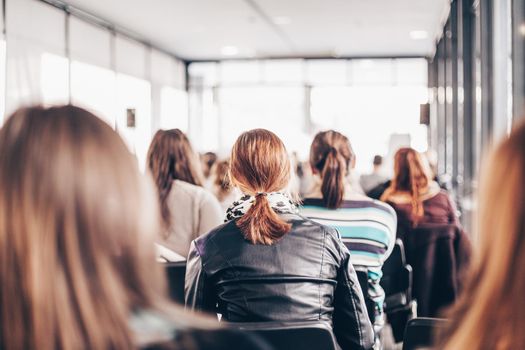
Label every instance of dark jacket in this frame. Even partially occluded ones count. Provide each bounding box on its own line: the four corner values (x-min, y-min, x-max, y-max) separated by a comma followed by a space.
185, 213, 374, 350
403, 223, 471, 317
386, 191, 458, 240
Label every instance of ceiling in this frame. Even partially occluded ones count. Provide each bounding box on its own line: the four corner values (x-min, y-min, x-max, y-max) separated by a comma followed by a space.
61, 0, 450, 61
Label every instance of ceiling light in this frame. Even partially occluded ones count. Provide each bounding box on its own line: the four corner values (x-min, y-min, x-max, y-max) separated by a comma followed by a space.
221, 46, 239, 56
409, 30, 429, 40
273, 16, 291, 25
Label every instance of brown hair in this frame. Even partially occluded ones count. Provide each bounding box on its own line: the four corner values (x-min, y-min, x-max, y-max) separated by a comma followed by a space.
229, 129, 291, 245
0, 106, 178, 349
147, 129, 203, 228
381, 148, 431, 220
309, 130, 355, 209
439, 121, 525, 349
213, 159, 232, 202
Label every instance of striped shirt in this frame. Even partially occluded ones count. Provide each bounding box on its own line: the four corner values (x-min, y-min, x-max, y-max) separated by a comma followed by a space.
300, 197, 397, 326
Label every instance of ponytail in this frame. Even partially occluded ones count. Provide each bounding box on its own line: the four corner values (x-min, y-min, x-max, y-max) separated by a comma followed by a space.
320, 148, 346, 209
406, 152, 425, 221
385, 148, 430, 225
237, 194, 291, 245
229, 129, 292, 246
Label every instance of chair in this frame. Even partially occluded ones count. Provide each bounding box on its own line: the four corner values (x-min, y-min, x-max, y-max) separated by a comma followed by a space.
402, 317, 448, 350
404, 224, 471, 317
355, 269, 376, 325
380, 239, 416, 342
228, 321, 339, 350
163, 261, 186, 304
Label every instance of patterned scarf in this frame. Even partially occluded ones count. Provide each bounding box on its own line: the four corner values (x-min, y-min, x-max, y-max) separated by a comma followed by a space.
225, 192, 298, 222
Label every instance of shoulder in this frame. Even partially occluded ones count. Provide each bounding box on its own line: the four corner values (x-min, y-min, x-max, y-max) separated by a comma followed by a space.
174, 180, 220, 205
192, 220, 238, 256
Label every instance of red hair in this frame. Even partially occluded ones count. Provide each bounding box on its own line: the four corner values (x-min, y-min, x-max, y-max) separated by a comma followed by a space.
229, 129, 291, 245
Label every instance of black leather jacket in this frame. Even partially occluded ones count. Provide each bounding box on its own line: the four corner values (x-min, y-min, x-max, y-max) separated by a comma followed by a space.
185, 214, 374, 350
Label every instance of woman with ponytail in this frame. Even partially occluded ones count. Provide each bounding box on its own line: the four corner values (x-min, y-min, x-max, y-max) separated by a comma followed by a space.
380, 148, 458, 237
185, 129, 374, 350
301, 130, 397, 340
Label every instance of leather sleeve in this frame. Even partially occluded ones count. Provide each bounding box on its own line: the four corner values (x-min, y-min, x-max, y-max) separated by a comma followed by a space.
184, 241, 217, 313
332, 242, 375, 350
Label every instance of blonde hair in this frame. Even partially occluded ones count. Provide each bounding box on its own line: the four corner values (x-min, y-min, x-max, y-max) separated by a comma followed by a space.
0, 106, 177, 349
440, 121, 525, 349
229, 129, 291, 245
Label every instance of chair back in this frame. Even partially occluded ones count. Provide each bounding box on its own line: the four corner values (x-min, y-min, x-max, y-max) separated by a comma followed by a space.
404, 224, 471, 317
402, 317, 448, 350
164, 261, 186, 304
380, 239, 413, 312
228, 321, 339, 350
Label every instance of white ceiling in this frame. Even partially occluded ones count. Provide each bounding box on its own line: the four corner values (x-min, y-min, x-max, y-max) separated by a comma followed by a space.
62, 0, 450, 61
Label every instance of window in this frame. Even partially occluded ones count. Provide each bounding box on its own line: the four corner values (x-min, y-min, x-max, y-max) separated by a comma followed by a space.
160, 86, 189, 131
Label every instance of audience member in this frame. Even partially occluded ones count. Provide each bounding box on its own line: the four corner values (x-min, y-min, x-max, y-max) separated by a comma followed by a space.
147, 130, 222, 258
185, 129, 374, 350
209, 159, 240, 212
380, 147, 458, 238
300, 131, 396, 337
201, 151, 218, 179
360, 155, 388, 194
0, 106, 266, 350
439, 121, 525, 349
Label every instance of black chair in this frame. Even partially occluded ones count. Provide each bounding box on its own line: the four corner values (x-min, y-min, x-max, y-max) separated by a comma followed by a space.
402, 317, 448, 350
355, 269, 376, 325
228, 321, 339, 350
380, 239, 416, 342
163, 261, 186, 304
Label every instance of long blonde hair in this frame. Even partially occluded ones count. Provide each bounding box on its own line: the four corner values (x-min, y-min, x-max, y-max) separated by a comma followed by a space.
440, 121, 525, 349
229, 129, 291, 245
381, 148, 432, 221
0, 106, 176, 349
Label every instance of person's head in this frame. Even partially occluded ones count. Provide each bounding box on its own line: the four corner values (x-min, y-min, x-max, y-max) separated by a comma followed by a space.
213, 159, 232, 202
309, 130, 355, 209
440, 121, 525, 349
201, 152, 218, 178
229, 129, 291, 245
373, 155, 383, 171
147, 129, 203, 228
385, 147, 431, 219
0, 106, 167, 349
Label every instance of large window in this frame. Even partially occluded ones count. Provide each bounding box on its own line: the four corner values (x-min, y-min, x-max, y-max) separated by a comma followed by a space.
189, 58, 428, 173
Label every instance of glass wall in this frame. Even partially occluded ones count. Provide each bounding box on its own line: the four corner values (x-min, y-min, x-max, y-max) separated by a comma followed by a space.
2, 0, 187, 170
189, 58, 428, 174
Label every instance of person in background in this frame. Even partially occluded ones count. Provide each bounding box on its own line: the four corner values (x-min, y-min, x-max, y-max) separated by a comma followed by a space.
380, 147, 458, 237
0, 105, 267, 350
439, 121, 525, 349
201, 151, 218, 179
185, 129, 374, 350
209, 159, 241, 212
300, 130, 396, 340
147, 130, 222, 258
360, 155, 388, 195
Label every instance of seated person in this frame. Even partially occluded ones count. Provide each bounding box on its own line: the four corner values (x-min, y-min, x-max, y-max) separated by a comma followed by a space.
147, 130, 223, 258
380, 147, 459, 237
439, 121, 525, 349
301, 130, 396, 337
185, 129, 374, 350
0, 106, 266, 350
360, 155, 388, 194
